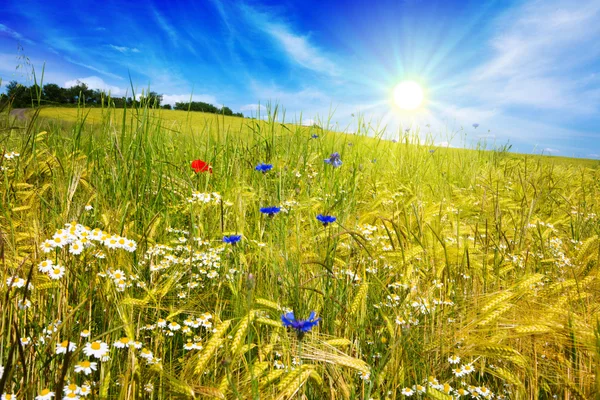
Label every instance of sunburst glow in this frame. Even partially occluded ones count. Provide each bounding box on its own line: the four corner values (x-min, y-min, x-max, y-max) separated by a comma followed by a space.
392, 81, 424, 110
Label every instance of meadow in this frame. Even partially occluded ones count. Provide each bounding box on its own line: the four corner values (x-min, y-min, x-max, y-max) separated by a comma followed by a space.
1, 102, 599, 399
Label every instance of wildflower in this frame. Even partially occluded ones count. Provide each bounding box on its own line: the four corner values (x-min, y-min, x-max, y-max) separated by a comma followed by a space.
2, 394, 16, 400
79, 385, 91, 397
448, 355, 460, 364
316, 214, 336, 226
80, 329, 91, 338
113, 337, 131, 349
56, 340, 77, 354
472, 123, 479, 128
38, 259, 54, 273
401, 387, 414, 396
64, 383, 80, 395
74, 360, 97, 375
255, 163, 273, 173
131, 341, 143, 349
64, 393, 79, 400
324, 152, 342, 167
167, 321, 181, 331
6, 277, 26, 288
83, 341, 109, 359
20, 337, 32, 346
18, 299, 31, 309
139, 348, 154, 360
144, 383, 154, 393
260, 206, 281, 217
48, 266, 66, 280
311, 133, 319, 139
281, 311, 320, 338
461, 364, 475, 375
69, 241, 84, 255
35, 389, 55, 400
223, 235, 242, 245
191, 159, 213, 174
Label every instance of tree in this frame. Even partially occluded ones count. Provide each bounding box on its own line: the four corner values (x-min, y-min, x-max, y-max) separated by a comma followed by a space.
6, 80, 31, 108
219, 106, 233, 116
43, 83, 65, 104
162, 104, 172, 110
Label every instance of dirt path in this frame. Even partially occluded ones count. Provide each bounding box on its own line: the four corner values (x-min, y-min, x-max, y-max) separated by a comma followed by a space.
9, 108, 28, 121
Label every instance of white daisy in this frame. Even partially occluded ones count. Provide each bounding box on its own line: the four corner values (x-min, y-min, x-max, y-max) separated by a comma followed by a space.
84, 205, 93, 211
38, 259, 54, 273
80, 329, 91, 338
74, 360, 97, 375
63, 383, 80, 395
401, 387, 414, 396
69, 241, 84, 255
79, 385, 91, 397
113, 337, 131, 349
6, 277, 26, 288
167, 322, 181, 331
83, 341, 109, 359
48, 266, 65, 280
56, 340, 77, 354
35, 389, 55, 400
448, 355, 460, 364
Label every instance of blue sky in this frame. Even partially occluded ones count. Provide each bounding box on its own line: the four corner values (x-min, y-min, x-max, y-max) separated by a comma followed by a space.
1, 0, 599, 157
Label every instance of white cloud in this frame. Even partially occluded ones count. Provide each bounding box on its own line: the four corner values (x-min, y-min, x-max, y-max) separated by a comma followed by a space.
241, 4, 338, 75
542, 148, 560, 154
266, 25, 337, 75
467, 0, 600, 113
153, 9, 178, 46
161, 94, 218, 106
108, 45, 140, 54
64, 76, 125, 96
64, 57, 124, 81
240, 103, 264, 112
0, 23, 34, 44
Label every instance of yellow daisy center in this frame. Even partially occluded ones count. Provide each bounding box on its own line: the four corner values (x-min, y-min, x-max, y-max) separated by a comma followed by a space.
80, 361, 91, 367
91, 342, 101, 350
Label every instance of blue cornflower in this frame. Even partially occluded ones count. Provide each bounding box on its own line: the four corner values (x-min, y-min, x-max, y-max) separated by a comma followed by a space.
281, 311, 321, 338
260, 206, 281, 217
316, 214, 336, 226
311, 134, 319, 139
472, 123, 479, 129
255, 163, 273, 173
324, 152, 342, 168
223, 235, 242, 244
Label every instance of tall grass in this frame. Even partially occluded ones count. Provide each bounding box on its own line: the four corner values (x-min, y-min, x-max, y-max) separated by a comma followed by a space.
1, 98, 599, 399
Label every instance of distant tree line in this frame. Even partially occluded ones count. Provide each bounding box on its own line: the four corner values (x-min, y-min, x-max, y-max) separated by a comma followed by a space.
0, 80, 244, 117
173, 101, 243, 117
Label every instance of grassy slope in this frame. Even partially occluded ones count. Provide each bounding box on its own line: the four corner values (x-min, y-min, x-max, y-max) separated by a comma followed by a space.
1, 104, 599, 399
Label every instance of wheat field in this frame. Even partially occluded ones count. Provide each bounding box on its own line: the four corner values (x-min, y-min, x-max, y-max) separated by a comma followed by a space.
1, 103, 599, 399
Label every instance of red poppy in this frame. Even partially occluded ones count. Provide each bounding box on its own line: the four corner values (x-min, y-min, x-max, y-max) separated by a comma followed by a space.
191, 159, 213, 174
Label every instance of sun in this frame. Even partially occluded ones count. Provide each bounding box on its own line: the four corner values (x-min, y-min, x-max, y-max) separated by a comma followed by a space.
392, 81, 424, 110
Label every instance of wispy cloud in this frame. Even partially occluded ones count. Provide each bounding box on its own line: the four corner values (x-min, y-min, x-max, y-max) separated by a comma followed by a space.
467, 0, 600, 113
64, 76, 125, 96
152, 9, 178, 46
108, 45, 140, 54
161, 93, 218, 106
0, 23, 34, 45
240, 4, 338, 75
64, 57, 124, 80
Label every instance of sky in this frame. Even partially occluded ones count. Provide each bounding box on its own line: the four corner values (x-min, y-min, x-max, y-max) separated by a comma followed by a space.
1, 0, 599, 157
